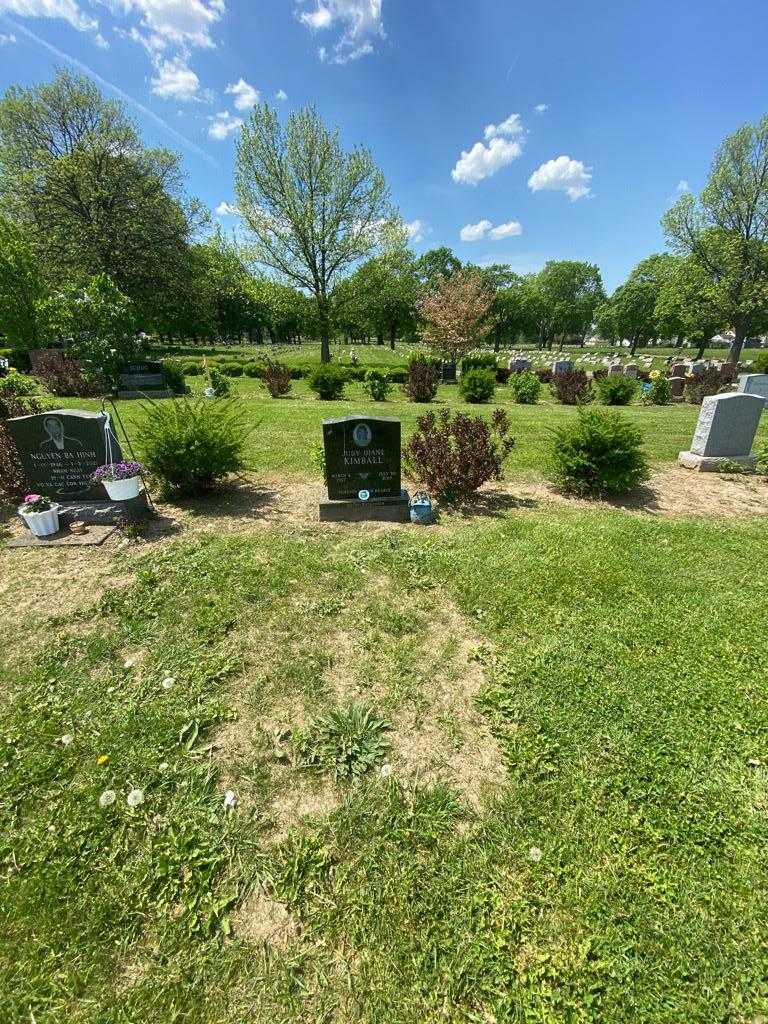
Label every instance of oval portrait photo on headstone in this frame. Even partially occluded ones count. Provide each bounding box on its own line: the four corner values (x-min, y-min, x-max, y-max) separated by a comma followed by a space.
352, 423, 372, 447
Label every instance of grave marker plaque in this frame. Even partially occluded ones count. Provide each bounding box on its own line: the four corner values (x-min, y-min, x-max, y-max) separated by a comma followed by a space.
320, 414, 409, 521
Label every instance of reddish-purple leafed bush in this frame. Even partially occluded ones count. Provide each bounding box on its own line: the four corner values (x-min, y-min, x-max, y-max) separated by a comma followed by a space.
33, 351, 100, 397
261, 359, 292, 398
404, 356, 440, 403
551, 370, 594, 405
1, 394, 42, 499
404, 407, 515, 502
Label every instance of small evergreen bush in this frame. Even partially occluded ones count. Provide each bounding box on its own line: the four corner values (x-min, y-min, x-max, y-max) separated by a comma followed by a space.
404, 355, 440, 403
404, 408, 515, 502
549, 407, 649, 496
242, 362, 262, 378
643, 373, 671, 406
161, 359, 188, 395
206, 365, 231, 397
508, 370, 541, 405
551, 370, 593, 405
459, 368, 496, 403
219, 361, 244, 377
182, 361, 204, 376
309, 365, 347, 400
597, 374, 638, 406
364, 369, 392, 401
751, 352, 768, 374
139, 398, 250, 496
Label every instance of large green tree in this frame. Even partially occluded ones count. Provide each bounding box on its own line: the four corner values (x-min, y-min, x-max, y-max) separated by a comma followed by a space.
0, 214, 45, 349
654, 257, 727, 359
235, 104, 394, 363
0, 70, 203, 325
663, 114, 768, 364
596, 254, 677, 355
339, 246, 419, 348
533, 260, 605, 348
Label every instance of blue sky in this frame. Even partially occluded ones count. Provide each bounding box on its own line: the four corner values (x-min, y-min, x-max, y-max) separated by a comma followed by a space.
0, 0, 766, 290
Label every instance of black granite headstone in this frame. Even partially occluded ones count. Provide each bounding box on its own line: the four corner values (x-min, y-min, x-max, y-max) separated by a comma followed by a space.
7, 409, 122, 501
322, 415, 401, 501
118, 361, 167, 392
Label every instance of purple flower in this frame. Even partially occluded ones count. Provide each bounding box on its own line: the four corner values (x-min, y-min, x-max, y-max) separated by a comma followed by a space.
91, 461, 144, 483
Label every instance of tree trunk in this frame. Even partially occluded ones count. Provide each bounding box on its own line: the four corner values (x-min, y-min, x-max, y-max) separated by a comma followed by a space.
727, 324, 746, 366
696, 336, 710, 360
630, 336, 638, 357
389, 324, 396, 350
376, 332, 384, 346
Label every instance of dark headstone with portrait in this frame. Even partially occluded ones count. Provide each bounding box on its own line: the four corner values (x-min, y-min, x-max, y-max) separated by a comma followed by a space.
319, 414, 409, 522
6, 408, 149, 524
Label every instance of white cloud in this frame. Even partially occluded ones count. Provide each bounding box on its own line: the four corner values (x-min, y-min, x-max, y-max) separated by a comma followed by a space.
528, 155, 592, 201
460, 219, 492, 242
489, 220, 522, 240
484, 112, 523, 140
106, 0, 226, 52
275, 88, 288, 101
676, 179, 690, 193
298, 0, 384, 63
216, 200, 239, 216
405, 219, 427, 243
151, 57, 200, 101
0, 31, 17, 43
225, 77, 258, 111
0, 0, 101, 39
534, 103, 548, 114
208, 110, 242, 140
460, 219, 522, 242
452, 136, 523, 186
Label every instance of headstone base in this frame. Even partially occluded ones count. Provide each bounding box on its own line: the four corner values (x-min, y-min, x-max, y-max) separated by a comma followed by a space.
117, 389, 173, 400
319, 490, 410, 523
678, 451, 756, 472
8, 524, 118, 548
56, 492, 151, 525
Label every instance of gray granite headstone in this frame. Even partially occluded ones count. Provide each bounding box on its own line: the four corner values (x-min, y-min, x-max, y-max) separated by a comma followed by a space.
690, 361, 706, 376
608, 362, 624, 375
669, 376, 686, 399
624, 363, 639, 378
679, 392, 765, 470
737, 373, 768, 405
509, 357, 532, 372
552, 359, 573, 375
322, 415, 402, 501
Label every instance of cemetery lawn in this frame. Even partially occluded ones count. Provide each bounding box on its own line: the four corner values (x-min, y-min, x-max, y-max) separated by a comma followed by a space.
56, 381, 768, 474
2, 500, 768, 1022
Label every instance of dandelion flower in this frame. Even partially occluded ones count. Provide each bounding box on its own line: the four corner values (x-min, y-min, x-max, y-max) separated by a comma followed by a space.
99, 789, 116, 808
223, 790, 236, 809
127, 788, 144, 807
161, 677, 175, 690
97, 754, 110, 766
528, 846, 543, 863
379, 763, 393, 778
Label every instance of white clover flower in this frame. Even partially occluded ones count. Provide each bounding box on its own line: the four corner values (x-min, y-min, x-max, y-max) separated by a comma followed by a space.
528, 846, 543, 863
126, 789, 144, 807
99, 789, 116, 808
59, 734, 74, 746
223, 790, 236, 809
161, 677, 175, 690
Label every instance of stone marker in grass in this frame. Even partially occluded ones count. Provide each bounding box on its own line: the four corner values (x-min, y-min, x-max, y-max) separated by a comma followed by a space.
737, 373, 768, 406
678, 392, 765, 471
320, 414, 409, 522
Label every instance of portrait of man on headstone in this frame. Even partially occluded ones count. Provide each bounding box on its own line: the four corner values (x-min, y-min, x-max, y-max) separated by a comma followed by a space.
39, 415, 83, 452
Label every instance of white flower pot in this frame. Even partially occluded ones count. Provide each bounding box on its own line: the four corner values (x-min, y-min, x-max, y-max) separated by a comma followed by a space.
19, 504, 60, 537
102, 476, 141, 501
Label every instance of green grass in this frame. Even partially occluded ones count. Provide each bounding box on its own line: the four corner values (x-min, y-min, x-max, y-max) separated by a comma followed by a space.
53, 378, 768, 477
2, 507, 767, 1021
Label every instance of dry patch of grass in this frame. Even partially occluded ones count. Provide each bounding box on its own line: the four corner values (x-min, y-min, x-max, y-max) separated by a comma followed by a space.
233, 889, 299, 947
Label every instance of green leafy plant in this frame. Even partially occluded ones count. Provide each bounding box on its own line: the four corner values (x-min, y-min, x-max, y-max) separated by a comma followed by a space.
752, 352, 768, 374
139, 398, 250, 496
294, 703, 390, 780
753, 440, 768, 474
205, 365, 231, 398
364, 369, 392, 401
309, 365, 347, 400
460, 354, 498, 374
161, 360, 189, 395
643, 374, 671, 406
0, 371, 40, 397
549, 407, 649, 496
508, 370, 541, 405
596, 374, 639, 406
404, 355, 440, 403
459, 368, 496, 403
404, 408, 515, 502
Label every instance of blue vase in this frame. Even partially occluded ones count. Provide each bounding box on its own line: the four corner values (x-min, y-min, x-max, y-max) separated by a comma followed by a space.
409, 492, 433, 525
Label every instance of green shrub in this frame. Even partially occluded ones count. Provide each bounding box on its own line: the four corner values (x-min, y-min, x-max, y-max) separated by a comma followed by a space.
404, 356, 440, 403
643, 374, 671, 406
0, 371, 40, 398
309, 365, 347, 400
243, 362, 262, 378
219, 361, 244, 377
508, 370, 541, 405
161, 359, 188, 395
596, 374, 638, 406
549, 407, 649, 496
461, 354, 498, 374
294, 703, 390, 781
751, 351, 768, 374
459, 368, 496, 403
182, 361, 204, 376
139, 398, 250, 496
364, 369, 392, 401
205, 365, 231, 398
755, 440, 768, 475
